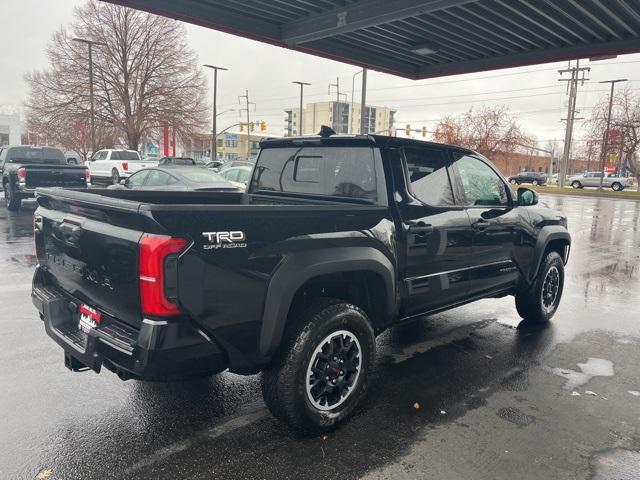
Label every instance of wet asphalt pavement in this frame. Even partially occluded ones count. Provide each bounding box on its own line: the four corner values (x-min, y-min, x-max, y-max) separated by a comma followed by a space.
1, 194, 640, 480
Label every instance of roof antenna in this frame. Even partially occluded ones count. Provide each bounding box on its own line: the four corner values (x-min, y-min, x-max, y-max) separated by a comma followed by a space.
319, 125, 336, 138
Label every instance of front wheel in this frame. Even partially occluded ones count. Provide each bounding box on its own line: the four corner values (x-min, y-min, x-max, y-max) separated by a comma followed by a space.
509, 179, 517, 185
532, 180, 539, 186
571, 181, 582, 189
515, 251, 564, 323
111, 168, 120, 185
611, 182, 623, 191
261, 298, 375, 434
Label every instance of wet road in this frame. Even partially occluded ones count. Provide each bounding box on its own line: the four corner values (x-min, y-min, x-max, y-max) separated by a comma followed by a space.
1, 194, 639, 480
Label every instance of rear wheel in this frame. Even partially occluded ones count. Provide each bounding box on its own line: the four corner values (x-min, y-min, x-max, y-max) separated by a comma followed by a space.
261, 298, 375, 434
111, 169, 120, 185
611, 182, 623, 191
3, 181, 21, 211
532, 179, 539, 186
515, 251, 564, 323
571, 181, 582, 189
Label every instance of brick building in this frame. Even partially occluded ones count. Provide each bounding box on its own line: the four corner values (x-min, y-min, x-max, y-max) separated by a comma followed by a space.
488, 150, 591, 177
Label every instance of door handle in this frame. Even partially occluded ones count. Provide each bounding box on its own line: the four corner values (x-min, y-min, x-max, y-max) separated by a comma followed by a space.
472, 220, 491, 231
407, 221, 434, 235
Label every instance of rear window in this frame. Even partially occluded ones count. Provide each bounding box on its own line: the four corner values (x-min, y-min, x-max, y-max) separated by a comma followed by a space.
252, 146, 377, 201
111, 151, 141, 161
8, 147, 65, 165
181, 170, 226, 183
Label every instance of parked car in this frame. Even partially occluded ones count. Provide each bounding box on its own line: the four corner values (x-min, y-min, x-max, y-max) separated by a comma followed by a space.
507, 171, 547, 186
64, 151, 82, 165
0, 145, 90, 210
568, 171, 631, 190
217, 165, 252, 189
218, 159, 255, 171
32, 131, 570, 433
157, 156, 196, 167
203, 160, 225, 170
88, 149, 156, 184
106, 166, 240, 191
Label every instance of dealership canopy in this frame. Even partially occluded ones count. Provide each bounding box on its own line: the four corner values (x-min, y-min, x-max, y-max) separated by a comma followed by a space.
106, 0, 640, 79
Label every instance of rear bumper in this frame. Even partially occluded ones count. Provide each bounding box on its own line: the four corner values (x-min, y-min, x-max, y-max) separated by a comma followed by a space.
32, 267, 228, 381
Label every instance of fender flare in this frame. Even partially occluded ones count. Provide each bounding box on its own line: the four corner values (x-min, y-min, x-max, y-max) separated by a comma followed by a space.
258, 246, 396, 357
527, 226, 571, 284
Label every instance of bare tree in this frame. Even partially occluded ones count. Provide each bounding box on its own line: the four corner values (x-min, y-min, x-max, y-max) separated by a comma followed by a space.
432, 106, 535, 158
585, 86, 640, 189
25, 1, 208, 151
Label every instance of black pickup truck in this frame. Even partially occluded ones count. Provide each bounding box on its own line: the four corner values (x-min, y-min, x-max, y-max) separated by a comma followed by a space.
1, 146, 90, 210
32, 132, 570, 433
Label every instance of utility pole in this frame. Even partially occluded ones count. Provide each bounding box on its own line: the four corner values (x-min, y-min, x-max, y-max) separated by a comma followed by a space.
292, 81, 311, 135
238, 90, 255, 159
329, 77, 341, 132
203, 65, 228, 160
360, 69, 368, 135
558, 60, 590, 188
73, 38, 106, 155
598, 79, 627, 189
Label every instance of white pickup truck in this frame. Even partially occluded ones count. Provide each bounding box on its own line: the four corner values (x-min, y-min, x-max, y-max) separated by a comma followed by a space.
568, 171, 631, 191
88, 149, 158, 184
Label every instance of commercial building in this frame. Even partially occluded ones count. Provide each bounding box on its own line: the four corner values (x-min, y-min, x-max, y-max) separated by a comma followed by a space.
0, 114, 23, 146
284, 101, 395, 136
189, 131, 280, 161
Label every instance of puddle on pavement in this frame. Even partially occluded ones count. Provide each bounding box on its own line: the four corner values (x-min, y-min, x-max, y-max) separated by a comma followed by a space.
590, 448, 640, 480
546, 357, 614, 390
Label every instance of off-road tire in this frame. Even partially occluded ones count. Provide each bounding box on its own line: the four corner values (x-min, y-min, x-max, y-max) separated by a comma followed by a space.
515, 251, 564, 323
4, 181, 21, 211
261, 298, 376, 434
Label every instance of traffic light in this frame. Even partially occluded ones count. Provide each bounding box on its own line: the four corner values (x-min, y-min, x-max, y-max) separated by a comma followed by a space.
422, 126, 427, 137
405, 124, 411, 136
260, 121, 267, 132
250, 122, 255, 132
240, 123, 244, 132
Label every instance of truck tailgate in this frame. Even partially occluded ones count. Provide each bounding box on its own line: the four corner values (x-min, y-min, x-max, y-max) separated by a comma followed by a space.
35, 191, 150, 327
25, 165, 87, 188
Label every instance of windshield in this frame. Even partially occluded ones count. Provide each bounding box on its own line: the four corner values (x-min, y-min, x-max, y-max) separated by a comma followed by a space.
252, 146, 377, 201
8, 147, 66, 165
181, 170, 227, 183
111, 151, 141, 161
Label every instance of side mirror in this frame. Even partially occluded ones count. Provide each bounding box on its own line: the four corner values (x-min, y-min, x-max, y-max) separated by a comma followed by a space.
517, 187, 538, 206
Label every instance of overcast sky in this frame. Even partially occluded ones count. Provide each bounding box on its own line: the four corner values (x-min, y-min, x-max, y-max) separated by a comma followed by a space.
3, 0, 640, 147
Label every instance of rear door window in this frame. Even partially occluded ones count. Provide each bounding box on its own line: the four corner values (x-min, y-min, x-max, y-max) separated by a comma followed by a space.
253, 146, 377, 201
145, 170, 177, 186
112, 151, 140, 161
403, 147, 454, 206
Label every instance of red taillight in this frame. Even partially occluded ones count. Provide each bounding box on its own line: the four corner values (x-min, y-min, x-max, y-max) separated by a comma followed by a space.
138, 233, 188, 316
17, 167, 26, 179
122, 162, 129, 171
84, 169, 91, 180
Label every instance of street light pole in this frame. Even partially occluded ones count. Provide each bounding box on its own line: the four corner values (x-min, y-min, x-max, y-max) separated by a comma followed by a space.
359, 68, 368, 135
73, 38, 105, 155
292, 81, 311, 135
203, 65, 228, 160
597, 79, 627, 190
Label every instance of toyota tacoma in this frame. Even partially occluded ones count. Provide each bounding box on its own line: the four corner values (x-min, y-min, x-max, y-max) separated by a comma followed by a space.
32, 130, 570, 433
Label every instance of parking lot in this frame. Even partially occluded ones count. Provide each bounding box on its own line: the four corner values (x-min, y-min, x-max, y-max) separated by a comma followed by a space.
1, 193, 639, 480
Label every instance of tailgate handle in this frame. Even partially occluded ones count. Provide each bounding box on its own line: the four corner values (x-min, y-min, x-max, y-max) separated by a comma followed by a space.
55, 221, 82, 247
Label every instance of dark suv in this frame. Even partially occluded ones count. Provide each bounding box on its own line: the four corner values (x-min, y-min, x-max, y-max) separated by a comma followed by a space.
32, 132, 570, 433
508, 171, 548, 186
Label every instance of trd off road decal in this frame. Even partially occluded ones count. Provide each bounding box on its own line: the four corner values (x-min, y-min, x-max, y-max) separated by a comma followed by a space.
202, 231, 247, 250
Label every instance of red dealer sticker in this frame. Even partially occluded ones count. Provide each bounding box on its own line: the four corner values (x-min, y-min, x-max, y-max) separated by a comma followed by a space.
79, 304, 101, 333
